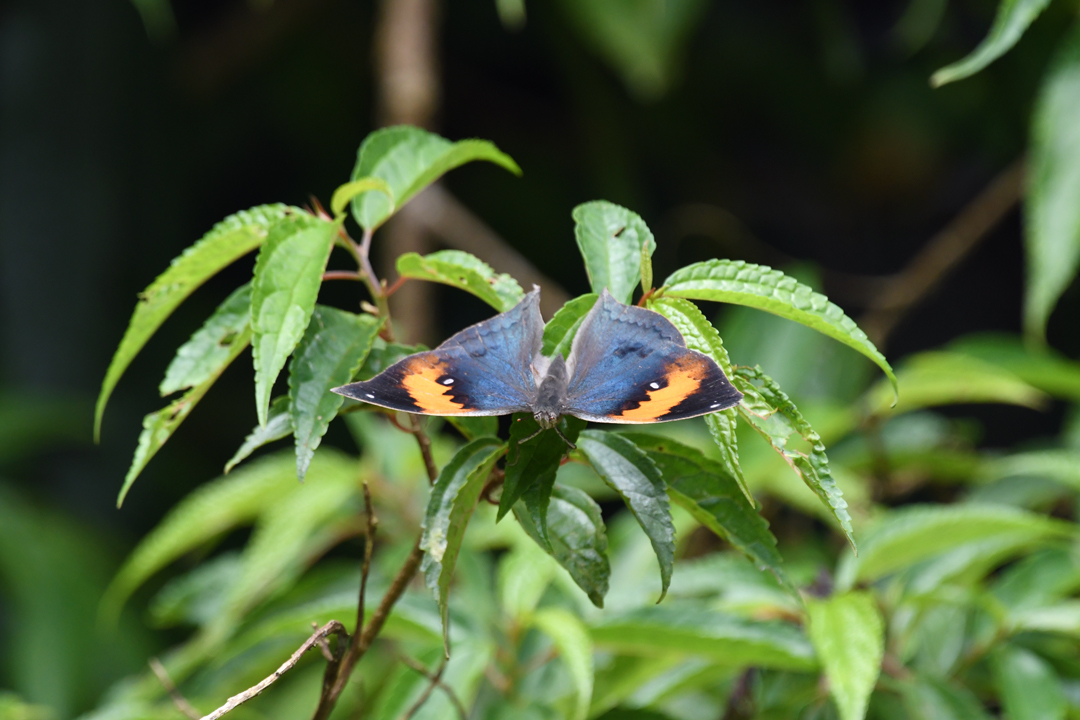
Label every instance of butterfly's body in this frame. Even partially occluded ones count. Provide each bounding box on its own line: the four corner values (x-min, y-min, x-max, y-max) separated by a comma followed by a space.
333, 288, 743, 430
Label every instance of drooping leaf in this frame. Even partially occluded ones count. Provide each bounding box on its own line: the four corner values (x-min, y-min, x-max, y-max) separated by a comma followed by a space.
224, 396, 292, 473
577, 431, 675, 599
1025, 23, 1080, 340
573, 201, 656, 304
542, 293, 599, 359
931, 0, 1051, 87
649, 296, 749, 502
118, 326, 251, 507
949, 333, 1080, 401
625, 433, 792, 595
590, 606, 816, 670
251, 213, 338, 426
807, 591, 884, 720
514, 484, 611, 608
351, 126, 521, 231
288, 306, 381, 480
160, 283, 253, 396
990, 644, 1067, 720
663, 259, 896, 397
531, 608, 595, 720
835, 503, 1075, 590
96, 204, 301, 440
500, 414, 586, 532
396, 249, 524, 312
420, 437, 506, 649
734, 366, 854, 549
329, 176, 394, 217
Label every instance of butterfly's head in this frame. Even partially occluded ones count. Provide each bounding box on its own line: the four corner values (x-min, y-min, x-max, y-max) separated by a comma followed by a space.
533, 409, 561, 429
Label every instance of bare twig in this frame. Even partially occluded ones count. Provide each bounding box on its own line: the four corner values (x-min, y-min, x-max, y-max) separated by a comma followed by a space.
355, 483, 378, 649
322, 270, 364, 282
149, 658, 201, 720
201, 621, 348, 720
398, 655, 467, 720
409, 415, 439, 484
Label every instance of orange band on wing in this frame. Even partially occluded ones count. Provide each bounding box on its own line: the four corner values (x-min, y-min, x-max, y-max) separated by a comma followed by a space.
402, 357, 469, 413
616, 363, 702, 421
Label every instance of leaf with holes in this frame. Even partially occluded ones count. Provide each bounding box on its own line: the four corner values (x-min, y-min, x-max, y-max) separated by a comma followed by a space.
160, 283, 252, 396
396, 249, 524, 312
542, 293, 599, 359
807, 591, 884, 720
351, 126, 521, 231
573, 201, 656, 304
96, 204, 302, 440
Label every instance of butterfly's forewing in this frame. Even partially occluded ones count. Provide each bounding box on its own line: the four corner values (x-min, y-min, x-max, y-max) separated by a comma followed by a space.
563, 290, 742, 423
333, 289, 542, 416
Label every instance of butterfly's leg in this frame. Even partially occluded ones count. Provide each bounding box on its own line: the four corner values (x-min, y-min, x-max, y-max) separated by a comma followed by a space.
553, 424, 577, 451
508, 426, 545, 466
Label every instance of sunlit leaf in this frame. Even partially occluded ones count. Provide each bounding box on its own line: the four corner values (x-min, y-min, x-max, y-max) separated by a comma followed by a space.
991, 644, 1066, 720
577, 431, 675, 600
931, 0, 1051, 87
531, 608, 594, 720
96, 204, 301, 440
351, 126, 521, 231
396, 249, 524, 312
330, 176, 394, 217
807, 591, 884, 720
251, 213, 338, 426
663, 259, 896, 397
160, 283, 252, 396
224, 396, 292, 473
573, 201, 656, 304
542, 293, 598, 359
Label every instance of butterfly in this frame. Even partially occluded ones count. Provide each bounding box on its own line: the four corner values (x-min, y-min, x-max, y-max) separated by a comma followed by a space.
332, 288, 743, 446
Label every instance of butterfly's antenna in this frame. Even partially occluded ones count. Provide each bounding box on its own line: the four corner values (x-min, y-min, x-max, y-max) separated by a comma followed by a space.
553, 424, 577, 451
508, 426, 545, 467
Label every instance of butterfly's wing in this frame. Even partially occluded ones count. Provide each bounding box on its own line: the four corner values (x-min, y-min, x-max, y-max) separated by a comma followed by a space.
333, 289, 542, 416
563, 289, 742, 423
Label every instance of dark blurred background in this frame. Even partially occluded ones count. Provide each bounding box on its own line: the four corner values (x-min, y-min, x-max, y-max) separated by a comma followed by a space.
1, 0, 1075, 712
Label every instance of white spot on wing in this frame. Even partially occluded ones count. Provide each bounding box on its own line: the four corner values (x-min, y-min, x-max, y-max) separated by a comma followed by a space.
650, 382, 660, 389
710, 403, 721, 408
366, 393, 375, 398
442, 378, 454, 385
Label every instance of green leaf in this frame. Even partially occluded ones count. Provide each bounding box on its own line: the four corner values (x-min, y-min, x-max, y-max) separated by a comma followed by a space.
590, 606, 817, 670
95, 204, 301, 440
330, 176, 394, 217
625, 433, 792, 595
160, 283, 252, 396
420, 437, 506, 650
447, 416, 499, 441
351, 126, 521, 231
835, 503, 1075, 590
1025, 23, 1080, 341
354, 340, 427, 381
990, 644, 1066, 720
949, 333, 1080, 402
577, 431, 675, 600
224, 396, 292, 473
542, 293, 599, 359
573, 201, 656, 304
663, 259, 896, 397
396, 249, 524, 312
251, 213, 338, 426
498, 541, 558, 620
865, 351, 1047, 417
531, 607, 595, 720
931, 0, 1050, 87
807, 591, 884, 720
288, 306, 381, 480
900, 676, 993, 720
119, 325, 251, 507
649, 296, 750, 502
514, 484, 611, 608
500, 414, 586, 530
734, 366, 854, 549
982, 449, 1080, 491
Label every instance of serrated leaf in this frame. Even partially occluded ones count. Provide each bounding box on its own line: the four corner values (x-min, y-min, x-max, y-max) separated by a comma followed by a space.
734, 366, 854, 549
542, 294, 599, 359
590, 606, 816, 670
251, 213, 338, 426
807, 591, 884, 720
649, 296, 749, 502
573, 201, 656, 304
396, 249, 524, 311
288, 306, 381, 480
577, 431, 674, 600
118, 325, 251, 507
1026, 23, 1080, 341
499, 414, 585, 531
420, 437, 505, 650
330, 176, 394, 217
990, 644, 1066, 720
514, 485, 610, 608
866, 351, 1047, 417
931, 0, 1051, 87
835, 503, 1075, 590
531, 608, 594, 720
96, 204, 301, 440
625, 433, 792, 596
351, 126, 521, 231
663, 259, 896, 397
160, 283, 252, 396
224, 396, 292, 473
